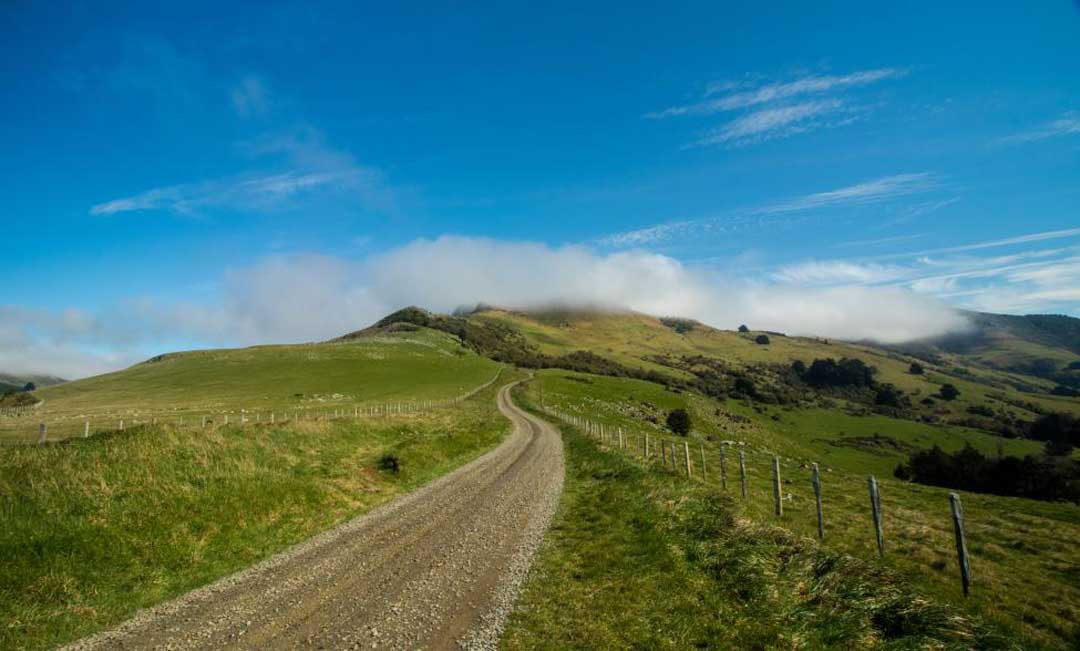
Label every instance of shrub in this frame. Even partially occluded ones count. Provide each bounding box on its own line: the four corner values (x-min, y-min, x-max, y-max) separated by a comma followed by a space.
732, 376, 757, 399
874, 385, 902, 408
738, 324, 750, 333
754, 334, 770, 345
22, 382, 35, 392
938, 383, 960, 401
791, 360, 806, 375
666, 408, 691, 436
377, 453, 401, 473
909, 362, 925, 375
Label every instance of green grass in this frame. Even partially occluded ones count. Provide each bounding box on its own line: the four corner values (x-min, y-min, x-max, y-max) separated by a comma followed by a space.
522, 370, 1080, 649
0, 374, 519, 651
503, 397, 1008, 650
1, 327, 501, 444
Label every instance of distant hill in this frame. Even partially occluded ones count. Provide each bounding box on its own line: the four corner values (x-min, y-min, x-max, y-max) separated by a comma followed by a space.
0, 373, 66, 394
894, 312, 1080, 388
341, 305, 1080, 437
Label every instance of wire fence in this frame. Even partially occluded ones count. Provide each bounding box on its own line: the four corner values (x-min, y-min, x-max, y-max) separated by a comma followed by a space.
2, 368, 504, 447
536, 400, 974, 598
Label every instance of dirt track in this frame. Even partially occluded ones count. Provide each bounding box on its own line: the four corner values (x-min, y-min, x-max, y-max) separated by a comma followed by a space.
62, 382, 564, 651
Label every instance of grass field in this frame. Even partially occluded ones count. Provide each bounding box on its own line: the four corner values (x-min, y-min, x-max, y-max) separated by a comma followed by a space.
1, 328, 502, 444
502, 396, 1009, 650
519, 371, 1080, 649
0, 371, 520, 651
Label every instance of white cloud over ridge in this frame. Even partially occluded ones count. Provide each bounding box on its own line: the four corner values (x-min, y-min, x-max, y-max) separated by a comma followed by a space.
3, 237, 971, 378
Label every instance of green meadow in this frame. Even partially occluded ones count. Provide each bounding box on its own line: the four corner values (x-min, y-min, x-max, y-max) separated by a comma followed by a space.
520, 370, 1080, 649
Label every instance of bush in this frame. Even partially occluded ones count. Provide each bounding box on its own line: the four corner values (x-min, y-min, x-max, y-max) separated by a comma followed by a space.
909, 362, 924, 375
754, 334, 770, 345
1051, 385, 1080, 397
791, 360, 806, 375
738, 325, 750, 333
666, 408, 691, 435
22, 382, 35, 392
938, 383, 960, 401
732, 376, 757, 399
874, 385, 902, 408
377, 453, 401, 473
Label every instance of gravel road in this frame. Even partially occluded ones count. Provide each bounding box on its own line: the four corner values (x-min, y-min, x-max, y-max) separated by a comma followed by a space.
62, 381, 564, 651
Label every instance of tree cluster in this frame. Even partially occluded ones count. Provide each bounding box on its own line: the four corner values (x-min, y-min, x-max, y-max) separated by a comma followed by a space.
895, 443, 1080, 503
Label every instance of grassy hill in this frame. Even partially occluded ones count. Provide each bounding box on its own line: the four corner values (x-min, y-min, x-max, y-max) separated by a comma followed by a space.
1, 327, 501, 443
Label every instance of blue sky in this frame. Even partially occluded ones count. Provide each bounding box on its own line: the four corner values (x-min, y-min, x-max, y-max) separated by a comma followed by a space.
2, 1, 1079, 377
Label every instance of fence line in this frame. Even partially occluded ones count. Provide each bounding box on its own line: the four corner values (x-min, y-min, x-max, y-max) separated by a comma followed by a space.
535, 400, 974, 598
6, 368, 506, 447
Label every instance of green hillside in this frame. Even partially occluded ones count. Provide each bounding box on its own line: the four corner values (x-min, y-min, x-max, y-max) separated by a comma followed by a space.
2, 326, 501, 443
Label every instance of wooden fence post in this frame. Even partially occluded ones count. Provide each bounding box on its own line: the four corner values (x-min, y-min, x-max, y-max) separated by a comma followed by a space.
739, 450, 748, 498
661, 439, 667, 466
644, 433, 650, 459
772, 456, 783, 516
84, 421, 90, 438
719, 446, 728, 490
619, 429, 625, 450
38, 423, 46, 446
812, 463, 824, 539
868, 476, 884, 557
120, 419, 124, 431
683, 441, 692, 479
699, 444, 707, 481
949, 492, 971, 597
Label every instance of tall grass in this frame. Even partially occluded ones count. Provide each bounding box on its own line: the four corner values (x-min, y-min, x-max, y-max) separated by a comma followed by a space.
502, 406, 1008, 650
0, 378, 514, 651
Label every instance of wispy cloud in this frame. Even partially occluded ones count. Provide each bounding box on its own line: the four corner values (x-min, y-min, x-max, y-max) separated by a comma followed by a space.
998, 112, 1080, 144
231, 75, 270, 118
602, 173, 937, 247
89, 170, 367, 216
648, 68, 908, 119
90, 125, 396, 218
690, 99, 853, 147
648, 67, 908, 147
769, 227, 1080, 316
833, 233, 927, 249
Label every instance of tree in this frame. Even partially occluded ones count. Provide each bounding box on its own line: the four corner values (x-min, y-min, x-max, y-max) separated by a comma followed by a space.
791, 360, 807, 375
738, 325, 750, 333
803, 358, 876, 388
875, 385, 902, 408
666, 408, 691, 435
1030, 413, 1080, 456
22, 382, 35, 392
938, 383, 960, 401
755, 334, 770, 345
909, 362, 925, 375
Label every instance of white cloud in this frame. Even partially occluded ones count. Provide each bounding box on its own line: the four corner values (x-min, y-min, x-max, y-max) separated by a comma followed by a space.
648, 68, 908, 119
2, 236, 973, 378
998, 112, 1080, 144
602, 173, 937, 247
691, 99, 849, 147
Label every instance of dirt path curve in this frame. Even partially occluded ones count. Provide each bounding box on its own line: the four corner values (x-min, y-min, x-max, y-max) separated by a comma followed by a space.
62, 381, 564, 651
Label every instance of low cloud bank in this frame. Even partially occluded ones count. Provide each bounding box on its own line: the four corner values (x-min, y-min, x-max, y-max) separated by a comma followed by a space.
3, 236, 970, 378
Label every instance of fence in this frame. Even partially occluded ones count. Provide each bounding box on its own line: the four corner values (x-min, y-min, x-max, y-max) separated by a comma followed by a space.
4, 368, 505, 447
536, 401, 974, 599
